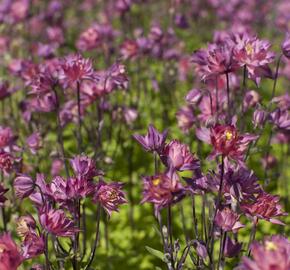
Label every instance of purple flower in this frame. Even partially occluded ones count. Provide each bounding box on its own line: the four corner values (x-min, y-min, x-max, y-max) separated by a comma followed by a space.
22, 233, 45, 259
0, 126, 15, 149
176, 106, 195, 134
270, 109, 290, 130
26, 132, 42, 155
236, 235, 290, 270
39, 207, 77, 237
93, 180, 127, 216
215, 207, 244, 232
224, 236, 242, 258
141, 171, 185, 212
252, 108, 267, 128
120, 40, 139, 60
281, 33, 290, 59
162, 140, 200, 171
185, 88, 203, 105
241, 192, 287, 225
14, 174, 35, 199
0, 151, 14, 173
16, 215, 37, 239
133, 124, 168, 153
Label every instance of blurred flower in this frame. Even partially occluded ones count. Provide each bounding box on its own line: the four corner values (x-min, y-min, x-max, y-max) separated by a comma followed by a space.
70, 155, 101, 180
281, 33, 290, 59
241, 192, 287, 225
93, 180, 127, 216
215, 207, 244, 232
26, 133, 42, 155
39, 207, 77, 237
272, 93, 290, 111
224, 236, 242, 258
50, 159, 64, 177
0, 80, 13, 100
176, 105, 195, 133
270, 109, 290, 130
0, 233, 23, 270
14, 174, 35, 199
174, 14, 189, 29
141, 171, 185, 211
252, 108, 267, 128
243, 90, 260, 111
196, 124, 258, 164
133, 124, 168, 153
120, 40, 139, 60
261, 155, 277, 170
16, 215, 37, 240
0, 126, 15, 149
123, 107, 138, 125
22, 233, 45, 259
185, 88, 203, 105
162, 140, 200, 171
237, 235, 290, 270
0, 183, 8, 206
0, 151, 14, 173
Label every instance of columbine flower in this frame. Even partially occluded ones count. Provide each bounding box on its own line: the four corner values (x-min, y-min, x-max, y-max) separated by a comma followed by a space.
281, 33, 290, 59
120, 40, 139, 60
161, 140, 200, 171
0, 183, 8, 206
185, 88, 203, 105
196, 124, 258, 164
215, 207, 244, 232
22, 233, 45, 259
39, 207, 76, 237
252, 108, 267, 128
241, 192, 287, 225
232, 34, 275, 85
237, 235, 290, 270
60, 54, 95, 88
26, 132, 42, 154
176, 106, 195, 134
270, 109, 290, 130
14, 174, 35, 199
0, 126, 15, 149
93, 180, 127, 216
0, 233, 23, 270
70, 155, 102, 180
16, 215, 37, 239
141, 171, 185, 212
133, 124, 168, 153
224, 236, 242, 258
0, 151, 14, 173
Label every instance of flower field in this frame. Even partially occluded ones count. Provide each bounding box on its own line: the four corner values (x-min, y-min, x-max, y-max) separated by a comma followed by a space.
0, 1, 289, 270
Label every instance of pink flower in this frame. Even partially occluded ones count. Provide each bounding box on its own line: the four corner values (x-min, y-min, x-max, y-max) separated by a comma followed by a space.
0, 126, 15, 149
93, 181, 127, 216
0, 151, 14, 173
14, 174, 35, 199
26, 132, 42, 154
176, 106, 195, 134
215, 207, 244, 232
0, 233, 23, 270
162, 140, 200, 171
237, 235, 290, 270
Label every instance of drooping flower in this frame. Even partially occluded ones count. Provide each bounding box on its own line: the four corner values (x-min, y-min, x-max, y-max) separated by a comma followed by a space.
133, 124, 168, 153
270, 109, 290, 130
14, 174, 35, 199
141, 171, 185, 212
224, 236, 242, 258
252, 108, 267, 128
241, 192, 287, 225
93, 180, 127, 216
236, 235, 290, 270
196, 124, 258, 164
161, 140, 200, 171
0, 233, 23, 270
281, 32, 290, 59
215, 207, 244, 232
39, 207, 77, 237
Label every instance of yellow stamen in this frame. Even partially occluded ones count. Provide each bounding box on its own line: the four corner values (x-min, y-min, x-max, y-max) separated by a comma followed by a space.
245, 43, 254, 55
265, 241, 277, 251
225, 131, 233, 141
152, 178, 161, 186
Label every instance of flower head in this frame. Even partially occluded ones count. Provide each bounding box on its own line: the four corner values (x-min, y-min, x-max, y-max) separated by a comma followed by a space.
0, 151, 14, 173
241, 192, 287, 225
237, 235, 290, 270
133, 124, 168, 153
0, 233, 23, 270
93, 181, 127, 216
26, 132, 42, 155
14, 174, 35, 199
0, 126, 15, 149
162, 140, 200, 171
215, 207, 244, 232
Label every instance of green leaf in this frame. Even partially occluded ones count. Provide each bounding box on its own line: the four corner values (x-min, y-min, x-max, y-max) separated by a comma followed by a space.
145, 246, 165, 262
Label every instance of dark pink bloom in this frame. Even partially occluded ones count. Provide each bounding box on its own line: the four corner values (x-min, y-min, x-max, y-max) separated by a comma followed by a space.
162, 140, 200, 171
14, 174, 35, 199
0, 183, 8, 206
60, 54, 95, 88
215, 207, 244, 232
281, 33, 290, 59
141, 172, 185, 211
133, 124, 168, 153
120, 40, 139, 60
0, 151, 14, 173
185, 88, 203, 105
39, 207, 77, 237
241, 192, 287, 225
22, 233, 45, 259
0, 126, 15, 149
270, 109, 290, 130
237, 235, 290, 270
196, 124, 258, 164
0, 233, 23, 270
93, 181, 127, 216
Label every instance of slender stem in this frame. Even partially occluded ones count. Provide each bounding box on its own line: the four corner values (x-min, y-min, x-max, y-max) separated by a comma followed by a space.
45, 233, 51, 270
271, 54, 282, 100
81, 202, 87, 261
247, 220, 257, 256
217, 231, 227, 270
76, 81, 83, 153
167, 205, 175, 270
192, 196, 198, 240
85, 203, 101, 270
226, 73, 230, 123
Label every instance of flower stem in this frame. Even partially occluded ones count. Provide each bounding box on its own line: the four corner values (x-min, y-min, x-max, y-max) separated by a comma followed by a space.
167, 205, 175, 270
247, 220, 257, 256
76, 81, 83, 153
226, 73, 230, 123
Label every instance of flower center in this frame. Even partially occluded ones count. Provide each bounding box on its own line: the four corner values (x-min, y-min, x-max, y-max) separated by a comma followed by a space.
245, 44, 254, 55
265, 241, 277, 251
152, 178, 161, 186
225, 131, 233, 141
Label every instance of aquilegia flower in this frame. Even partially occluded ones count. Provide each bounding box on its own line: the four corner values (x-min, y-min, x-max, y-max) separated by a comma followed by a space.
241, 192, 287, 225
93, 180, 127, 216
39, 207, 77, 237
0, 233, 23, 270
14, 174, 35, 199
141, 171, 185, 212
215, 207, 244, 232
236, 235, 290, 270
133, 124, 168, 153
196, 124, 258, 164
161, 140, 200, 171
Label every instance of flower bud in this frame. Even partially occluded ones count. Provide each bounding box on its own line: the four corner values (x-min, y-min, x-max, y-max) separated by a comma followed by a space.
14, 174, 35, 199
253, 108, 267, 128
185, 88, 202, 104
